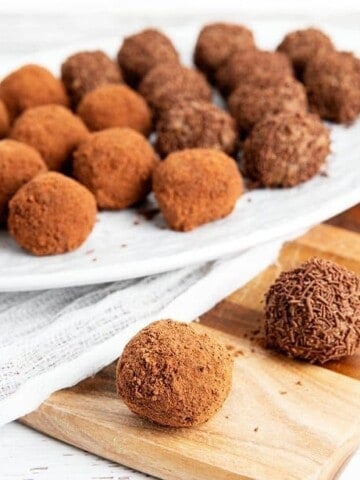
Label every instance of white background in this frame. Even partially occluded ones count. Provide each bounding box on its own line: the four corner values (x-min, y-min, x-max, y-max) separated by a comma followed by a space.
0, 1, 359, 479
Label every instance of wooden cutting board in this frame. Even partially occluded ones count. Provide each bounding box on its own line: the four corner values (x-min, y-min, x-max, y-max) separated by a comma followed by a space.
20, 222, 360, 480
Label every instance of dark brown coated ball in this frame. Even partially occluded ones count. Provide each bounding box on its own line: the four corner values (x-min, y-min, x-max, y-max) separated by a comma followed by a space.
61, 50, 123, 107
0, 64, 69, 121
0, 139, 47, 222
116, 319, 233, 427
0, 99, 9, 138
117, 29, 179, 87
277, 28, 334, 79
155, 100, 237, 157
304, 50, 360, 124
138, 63, 212, 117
73, 127, 158, 209
8, 172, 97, 256
242, 111, 330, 187
194, 22, 256, 81
265, 257, 360, 364
153, 148, 243, 231
228, 78, 308, 134
10, 105, 89, 171
77, 84, 152, 135
215, 50, 293, 96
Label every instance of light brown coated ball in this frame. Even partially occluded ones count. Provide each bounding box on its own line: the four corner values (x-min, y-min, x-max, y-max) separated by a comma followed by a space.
194, 22, 256, 81
0, 139, 47, 222
117, 29, 179, 87
242, 111, 330, 188
116, 319, 233, 427
61, 50, 123, 107
153, 148, 243, 231
10, 105, 89, 171
73, 128, 158, 209
155, 99, 237, 157
0, 99, 9, 138
8, 172, 97, 256
77, 84, 152, 135
228, 78, 308, 134
0, 64, 69, 121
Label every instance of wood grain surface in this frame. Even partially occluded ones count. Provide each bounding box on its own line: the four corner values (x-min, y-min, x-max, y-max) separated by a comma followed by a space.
21, 222, 360, 480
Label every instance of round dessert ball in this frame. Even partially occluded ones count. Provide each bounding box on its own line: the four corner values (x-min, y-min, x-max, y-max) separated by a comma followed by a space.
304, 50, 360, 124
228, 78, 308, 134
215, 50, 293, 96
277, 28, 334, 79
155, 99, 237, 157
73, 127, 158, 209
117, 29, 179, 87
116, 319, 233, 427
242, 111, 330, 187
0, 64, 69, 121
139, 63, 212, 117
61, 50, 123, 107
153, 148, 243, 231
77, 84, 152, 135
10, 105, 88, 171
0, 139, 47, 222
8, 172, 97, 256
265, 257, 360, 364
194, 22, 256, 81
0, 99, 9, 138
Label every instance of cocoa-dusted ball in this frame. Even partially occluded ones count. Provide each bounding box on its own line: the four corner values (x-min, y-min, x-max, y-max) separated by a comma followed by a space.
117, 29, 179, 87
0, 64, 68, 121
242, 111, 330, 187
0, 139, 47, 222
73, 128, 158, 209
155, 99, 237, 157
265, 257, 360, 364
228, 78, 307, 134
139, 63, 212, 117
8, 172, 97, 256
0, 99, 9, 138
61, 50, 123, 107
10, 105, 88, 171
153, 148, 243, 231
277, 28, 334, 79
194, 22, 256, 80
304, 50, 360, 124
215, 50, 293, 96
77, 84, 152, 135
116, 320, 233, 427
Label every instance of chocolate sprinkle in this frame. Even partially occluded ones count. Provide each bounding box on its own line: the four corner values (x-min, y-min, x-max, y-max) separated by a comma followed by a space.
265, 257, 360, 364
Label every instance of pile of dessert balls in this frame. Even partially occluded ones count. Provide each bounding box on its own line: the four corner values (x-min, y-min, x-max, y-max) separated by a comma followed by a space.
0, 24, 359, 256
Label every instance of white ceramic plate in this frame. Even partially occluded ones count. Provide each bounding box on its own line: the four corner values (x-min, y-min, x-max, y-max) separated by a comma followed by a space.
0, 20, 359, 291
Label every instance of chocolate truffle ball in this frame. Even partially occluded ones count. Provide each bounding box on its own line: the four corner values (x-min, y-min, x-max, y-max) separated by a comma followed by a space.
277, 28, 334, 79
116, 320, 233, 427
73, 128, 158, 209
215, 50, 293, 96
139, 63, 212, 117
8, 172, 97, 256
0, 139, 47, 222
265, 257, 360, 364
0, 64, 68, 121
228, 78, 308, 134
0, 99, 9, 138
10, 105, 88, 171
77, 84, 152, 135
117, 29, 179, 87
242, 111, 330, 187
304, 50, 360, 124
194, 22, 256, 81
153, 148, 243, 231
61, 50, 123, 107
155, 99, 237, 157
